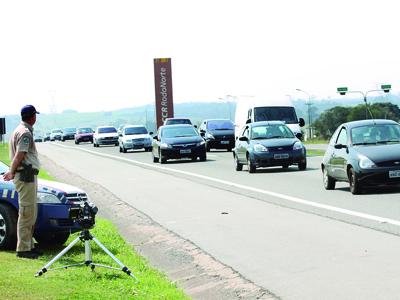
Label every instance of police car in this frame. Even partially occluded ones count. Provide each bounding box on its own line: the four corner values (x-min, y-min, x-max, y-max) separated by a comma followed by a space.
0, 161, 89, 250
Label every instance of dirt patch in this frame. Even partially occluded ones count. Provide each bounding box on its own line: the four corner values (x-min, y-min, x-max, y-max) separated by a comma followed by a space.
40, 154, 278, 300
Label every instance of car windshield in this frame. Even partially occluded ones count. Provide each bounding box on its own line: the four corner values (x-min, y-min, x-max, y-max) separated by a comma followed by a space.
351, 124, 400, 145
51, 129, 62, 134
207, 120, 234, 130
124, 127, 148, 135
254, 106, 298, 124
78, 128, 93, 134
165, 119, 192, 125
251, 124, 294, 139
162, 126, 198, 138
63, 128, 76, 133
98, 127, 117, 134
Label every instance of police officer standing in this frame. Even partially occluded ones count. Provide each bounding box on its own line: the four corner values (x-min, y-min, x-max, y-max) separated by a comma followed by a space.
3, 105, 41, 259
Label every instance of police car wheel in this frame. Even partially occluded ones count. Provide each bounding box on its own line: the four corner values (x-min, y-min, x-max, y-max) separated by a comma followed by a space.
0, 204, 17, 250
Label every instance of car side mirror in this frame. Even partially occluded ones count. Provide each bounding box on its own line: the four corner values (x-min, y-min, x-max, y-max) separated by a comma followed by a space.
153, 136, 158, 140
295, 132, 303, 139
200, 132, 205, 137
334, 143, 347, 149
194, 125, 198, 128
200, 129, 205, 134
299, 118, 305, 127
239, 136, 248, 142
149, 132, 153, 135
245, 119, 251, 124
118, 133, 122, 137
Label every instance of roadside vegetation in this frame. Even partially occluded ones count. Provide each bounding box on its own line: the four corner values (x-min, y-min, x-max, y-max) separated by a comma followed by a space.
0, 143, 189, 300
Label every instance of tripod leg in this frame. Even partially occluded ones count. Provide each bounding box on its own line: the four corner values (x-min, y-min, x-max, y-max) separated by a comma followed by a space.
35, 236, 81, 277
92, 237, 137, 280
84, 240, 93, 266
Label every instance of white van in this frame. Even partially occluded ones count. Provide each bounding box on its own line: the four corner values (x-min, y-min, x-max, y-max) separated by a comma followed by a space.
234, 96, 305, 138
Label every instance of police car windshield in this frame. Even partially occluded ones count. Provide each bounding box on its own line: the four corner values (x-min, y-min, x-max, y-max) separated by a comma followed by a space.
98, 127, 117, 134
124, 127, 148, 135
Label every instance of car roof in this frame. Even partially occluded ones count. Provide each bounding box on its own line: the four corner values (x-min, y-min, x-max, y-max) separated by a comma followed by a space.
343, 119, 399, 129
204, 119, 232, 122
97, 125, 116, 128
123, 124, 146, 128
250, 121, 286, 127
159, 124, 195, 130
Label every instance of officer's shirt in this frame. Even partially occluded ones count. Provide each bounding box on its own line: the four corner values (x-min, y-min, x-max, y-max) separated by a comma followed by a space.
9, 121, 40, 170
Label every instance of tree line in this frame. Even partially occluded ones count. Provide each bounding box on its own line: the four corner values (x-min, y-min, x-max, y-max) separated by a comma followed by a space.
312, 102, 400, 139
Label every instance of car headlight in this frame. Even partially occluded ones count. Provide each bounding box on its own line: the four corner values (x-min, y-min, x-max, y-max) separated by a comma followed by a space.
254, 143, 269, 152
160, 142, 172, 149
206, 133, 215, 139
359, 154, 376, 169
197, 140, 206, 146
293, 141, 303, 150
37, 192, 62, 204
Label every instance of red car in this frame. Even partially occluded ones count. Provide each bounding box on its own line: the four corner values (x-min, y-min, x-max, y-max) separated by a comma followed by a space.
75, 127, 94, 144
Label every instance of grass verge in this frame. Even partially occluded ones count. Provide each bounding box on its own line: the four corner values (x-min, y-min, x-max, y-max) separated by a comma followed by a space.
0, 142, 189, 299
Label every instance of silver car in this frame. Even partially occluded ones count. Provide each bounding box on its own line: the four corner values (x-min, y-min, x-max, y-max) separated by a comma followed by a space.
119, 125, 153, 153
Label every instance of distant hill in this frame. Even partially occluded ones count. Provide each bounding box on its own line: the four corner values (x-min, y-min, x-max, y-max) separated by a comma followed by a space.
1, 94, 399, 141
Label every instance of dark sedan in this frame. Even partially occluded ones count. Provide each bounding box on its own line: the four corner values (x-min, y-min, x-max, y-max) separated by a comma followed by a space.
321, 119, 400, 194
234, 121, 306, 173
199, 119, 235, 152
152, 125, 206, 163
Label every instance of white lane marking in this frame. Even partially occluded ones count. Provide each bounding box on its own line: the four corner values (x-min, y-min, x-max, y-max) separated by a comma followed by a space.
51, 143, 400, 227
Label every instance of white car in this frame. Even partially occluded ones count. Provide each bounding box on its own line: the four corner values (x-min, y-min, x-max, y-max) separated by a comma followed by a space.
119, 125, 153, 153
93, 126, 119, 147
50, 128, 63, 141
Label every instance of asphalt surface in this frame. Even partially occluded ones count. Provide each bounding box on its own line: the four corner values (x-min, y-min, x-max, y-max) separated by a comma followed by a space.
38, 141, 400, 299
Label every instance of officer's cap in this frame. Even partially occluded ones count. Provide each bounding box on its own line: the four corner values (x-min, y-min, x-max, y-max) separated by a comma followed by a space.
21, 105, 40, 117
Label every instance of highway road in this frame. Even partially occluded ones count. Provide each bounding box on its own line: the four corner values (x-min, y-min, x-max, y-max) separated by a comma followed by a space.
38, 141, 400, 300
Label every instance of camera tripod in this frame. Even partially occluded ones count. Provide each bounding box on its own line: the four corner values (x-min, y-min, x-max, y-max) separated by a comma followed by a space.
35, 229, 136, 280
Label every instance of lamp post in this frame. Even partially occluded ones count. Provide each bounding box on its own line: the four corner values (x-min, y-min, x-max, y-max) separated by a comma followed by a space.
296, 88, 313, 140
336, 84, 391, 119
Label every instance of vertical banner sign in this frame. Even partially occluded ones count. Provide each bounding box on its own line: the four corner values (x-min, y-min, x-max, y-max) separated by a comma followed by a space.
154, 58, 174, 128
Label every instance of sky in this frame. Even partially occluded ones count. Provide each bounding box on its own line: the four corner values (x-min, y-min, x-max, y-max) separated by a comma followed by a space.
1, 0, 400, 115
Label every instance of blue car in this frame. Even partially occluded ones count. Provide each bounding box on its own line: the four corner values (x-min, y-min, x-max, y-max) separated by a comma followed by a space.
0, 161, 88, 249
233, 121, 307, 173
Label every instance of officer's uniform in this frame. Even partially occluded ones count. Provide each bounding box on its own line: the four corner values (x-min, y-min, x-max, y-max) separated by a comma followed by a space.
9, 121, 40, 252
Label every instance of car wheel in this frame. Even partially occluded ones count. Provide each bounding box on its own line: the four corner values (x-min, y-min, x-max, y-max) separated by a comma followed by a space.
348, 167, 362, 194
123, 146, 127, 153
235, 156, 243, 171
75, 140, 78, 144
191, 156, 197, 161
200, 153, 207, 161
35, 232, 70, 246
119, 146, 122, 153
0, 204, 17, 250
160, 150, 167, 164
227, 147, 232, 152
323, 167, 336, 190
115, 142, 119, 146
206, 143, 211, 152
247, 155, 256, 173
298, 160, 307, 171
282, 164, 289, 169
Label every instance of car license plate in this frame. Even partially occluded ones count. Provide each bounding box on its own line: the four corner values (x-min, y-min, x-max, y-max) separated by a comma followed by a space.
220, 140, 229, 144
274, 153, 289, 159
389, 170, 400, 178
180, 149, 191, 154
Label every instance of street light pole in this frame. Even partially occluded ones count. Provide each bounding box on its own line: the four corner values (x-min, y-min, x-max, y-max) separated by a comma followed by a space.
296, 89, 313, 140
